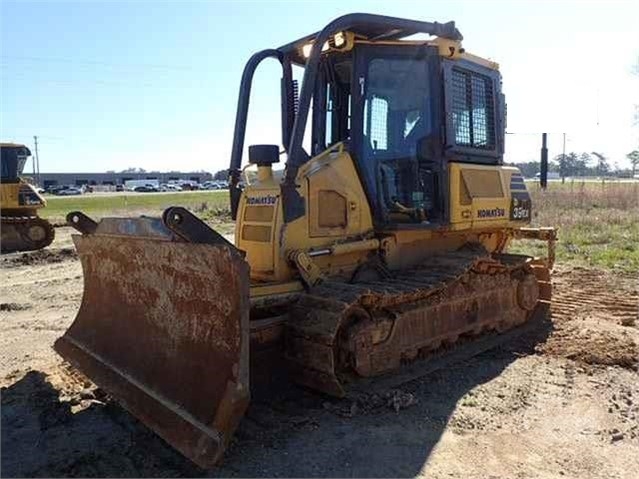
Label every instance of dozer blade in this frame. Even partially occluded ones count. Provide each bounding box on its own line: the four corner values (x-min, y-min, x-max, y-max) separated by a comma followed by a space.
54, 209, 250, 468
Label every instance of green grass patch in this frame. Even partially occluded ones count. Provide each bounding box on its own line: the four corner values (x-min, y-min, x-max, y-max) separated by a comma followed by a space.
510, 181, 639, 273
42, 191, 230, 224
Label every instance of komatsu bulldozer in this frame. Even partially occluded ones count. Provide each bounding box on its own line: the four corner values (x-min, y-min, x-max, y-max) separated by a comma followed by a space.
1, 143, 55, 253
55, 14, 557, 468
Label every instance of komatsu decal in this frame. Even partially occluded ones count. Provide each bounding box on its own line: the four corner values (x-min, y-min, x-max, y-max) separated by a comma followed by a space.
246, 195, 277, 205
510, 193, 532, 221
477, 207, 505, 218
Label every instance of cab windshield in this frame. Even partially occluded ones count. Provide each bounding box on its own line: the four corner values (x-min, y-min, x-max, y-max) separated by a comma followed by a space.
1, 146, 30, 182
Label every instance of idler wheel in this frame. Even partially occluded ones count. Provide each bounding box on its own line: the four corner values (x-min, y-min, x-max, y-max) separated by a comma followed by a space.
517, 273, 540, 311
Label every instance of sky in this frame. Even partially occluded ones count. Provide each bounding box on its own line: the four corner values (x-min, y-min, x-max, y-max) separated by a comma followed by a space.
1, 0, 638, 173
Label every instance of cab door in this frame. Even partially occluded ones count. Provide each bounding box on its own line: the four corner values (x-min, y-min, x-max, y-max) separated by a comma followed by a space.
351, 44, 447, 227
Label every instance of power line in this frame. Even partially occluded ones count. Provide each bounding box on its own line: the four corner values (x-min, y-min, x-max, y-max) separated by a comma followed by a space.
0, 70, 208, 90
0, 60, 189, 79
0, 54, 198, 72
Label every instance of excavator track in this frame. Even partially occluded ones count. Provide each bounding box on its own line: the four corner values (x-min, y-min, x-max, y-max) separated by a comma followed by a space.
285, 247, 551, 398
1, 216, 55, 253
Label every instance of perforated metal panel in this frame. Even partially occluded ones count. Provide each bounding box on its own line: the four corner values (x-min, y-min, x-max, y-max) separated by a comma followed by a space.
452, 69, 495, 149
364, 96, 388, 150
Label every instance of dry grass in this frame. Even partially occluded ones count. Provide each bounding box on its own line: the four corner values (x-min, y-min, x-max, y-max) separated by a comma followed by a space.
510, 181, 639, 272
531, 180, 638, 213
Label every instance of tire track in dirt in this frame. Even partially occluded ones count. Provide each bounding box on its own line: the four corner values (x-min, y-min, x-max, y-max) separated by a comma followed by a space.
550, 267, 638, 323
0, 247, 77, 268
538, 267, 638, 370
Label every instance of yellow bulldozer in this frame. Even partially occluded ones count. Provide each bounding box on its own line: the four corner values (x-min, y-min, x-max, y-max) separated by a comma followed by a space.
55, 14, 557, 468
1, 142, 55, 253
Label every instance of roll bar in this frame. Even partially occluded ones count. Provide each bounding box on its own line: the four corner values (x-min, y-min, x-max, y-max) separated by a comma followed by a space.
228, 13, 463, 221
228, 49, 294, 219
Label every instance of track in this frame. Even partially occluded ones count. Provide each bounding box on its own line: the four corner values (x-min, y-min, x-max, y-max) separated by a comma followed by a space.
284, 247, 551, 397
346, 307, 548, 396
1, 216, 55, 254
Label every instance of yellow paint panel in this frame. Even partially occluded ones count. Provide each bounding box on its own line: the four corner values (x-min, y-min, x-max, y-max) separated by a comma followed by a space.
242, 225, 271, 243
244, 205, 274, 222
318, 190, 347, 228
305, 148, 373, 238
461, 169, 504, 198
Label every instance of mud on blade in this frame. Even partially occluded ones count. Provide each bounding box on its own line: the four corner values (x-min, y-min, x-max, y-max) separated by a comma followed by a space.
55, 212, 250, 468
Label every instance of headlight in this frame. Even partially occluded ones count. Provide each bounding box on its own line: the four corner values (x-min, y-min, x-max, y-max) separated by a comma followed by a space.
302, 41, 330, 59
302, 43, 313, 58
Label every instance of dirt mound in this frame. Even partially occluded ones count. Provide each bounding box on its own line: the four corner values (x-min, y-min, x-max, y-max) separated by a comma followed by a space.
539, 323, 638, 370
0, 248, 77, 268
537, 266, 639, 370
551, 266, 638, 326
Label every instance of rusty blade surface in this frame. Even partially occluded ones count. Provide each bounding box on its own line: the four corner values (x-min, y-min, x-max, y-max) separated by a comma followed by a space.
54, 234, 250, 468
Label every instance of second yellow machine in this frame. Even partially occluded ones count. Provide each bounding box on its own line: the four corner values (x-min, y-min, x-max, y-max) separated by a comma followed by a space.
1, 143, 54, 253
56, 14, 556, 468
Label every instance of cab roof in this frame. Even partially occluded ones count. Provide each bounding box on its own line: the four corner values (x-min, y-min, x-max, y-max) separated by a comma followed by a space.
0, 143, 31, 155
278, 13, 463, 65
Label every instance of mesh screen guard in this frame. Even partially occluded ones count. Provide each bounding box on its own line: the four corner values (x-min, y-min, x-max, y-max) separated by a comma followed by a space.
451, 68, 496, 149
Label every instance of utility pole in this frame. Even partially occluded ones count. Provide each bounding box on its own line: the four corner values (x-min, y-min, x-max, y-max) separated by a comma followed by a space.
540, 133, 548, 190
32, 139, 37, 179
33, 135, 40, 186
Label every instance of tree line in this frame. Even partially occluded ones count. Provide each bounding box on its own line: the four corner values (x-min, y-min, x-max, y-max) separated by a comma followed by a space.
512, 150, 639, 179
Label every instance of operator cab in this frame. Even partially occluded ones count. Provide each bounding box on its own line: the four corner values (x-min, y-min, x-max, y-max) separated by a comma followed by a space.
309, 45, 445, 225
229, 14, 505, 229
1, 143, 31, 183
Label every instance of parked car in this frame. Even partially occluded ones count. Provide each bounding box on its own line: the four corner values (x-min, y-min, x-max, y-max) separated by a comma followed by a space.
134, 185, 159, 193
535, 172, 560, 180
202, 181, 218, 190
178, 180, 203, 190
125, 179, 160, 191
202, 181, 228, 190
160, 183, 183, 192
56, 187, 82, 196
115, 184, 124, 192
46, 185, 65, 194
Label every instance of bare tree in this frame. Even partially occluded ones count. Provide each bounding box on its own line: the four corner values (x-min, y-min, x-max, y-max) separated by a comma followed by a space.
591, 152, 610, 176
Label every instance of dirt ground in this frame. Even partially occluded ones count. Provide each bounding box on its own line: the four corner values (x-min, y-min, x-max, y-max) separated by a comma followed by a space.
1, 227, 638, 478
